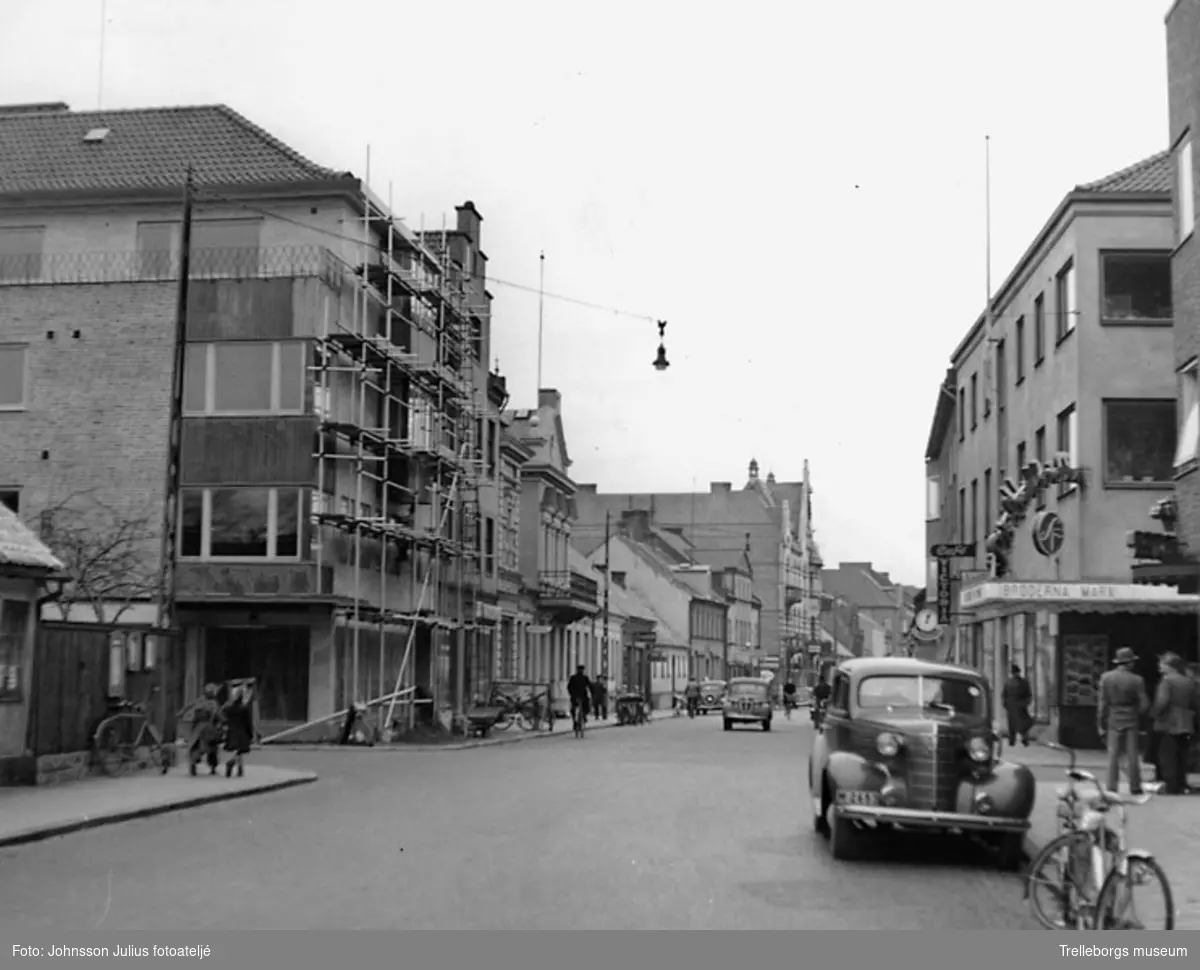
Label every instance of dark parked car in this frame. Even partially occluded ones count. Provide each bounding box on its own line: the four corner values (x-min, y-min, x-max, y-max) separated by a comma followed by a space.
808, 657, 1035, 870
697, 679, 726, 714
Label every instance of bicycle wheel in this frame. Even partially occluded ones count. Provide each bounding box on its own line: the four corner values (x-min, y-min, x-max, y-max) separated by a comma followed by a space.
1094, 856, 1174, 930
490, 708, 515, 732
94, 721, 131, 777
1025, 832, 1103, 930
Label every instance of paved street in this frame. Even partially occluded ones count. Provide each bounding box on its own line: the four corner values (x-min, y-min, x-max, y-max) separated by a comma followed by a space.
0, 716, 1037, 930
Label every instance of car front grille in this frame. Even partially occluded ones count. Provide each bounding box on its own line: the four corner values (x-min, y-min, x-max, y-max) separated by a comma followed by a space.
905, 726, 964, 811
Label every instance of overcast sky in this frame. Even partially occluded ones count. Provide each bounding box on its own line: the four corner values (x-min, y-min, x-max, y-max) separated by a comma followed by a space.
0, 0, 1174, 585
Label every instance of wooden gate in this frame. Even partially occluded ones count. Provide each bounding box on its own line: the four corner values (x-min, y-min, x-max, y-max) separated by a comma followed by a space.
27, 622, 182, 757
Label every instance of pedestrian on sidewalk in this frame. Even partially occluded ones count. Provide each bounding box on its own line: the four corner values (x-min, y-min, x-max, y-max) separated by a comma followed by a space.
220, 682, 255, 778
590, 677, 609, 721
1150, 652, 1198, 795
1097, 647, 1150, 795
180, 682, 223, 776
1001, 663, 1033, 747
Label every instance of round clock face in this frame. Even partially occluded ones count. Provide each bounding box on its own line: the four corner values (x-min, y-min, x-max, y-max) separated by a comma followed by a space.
914, 608, 940, 633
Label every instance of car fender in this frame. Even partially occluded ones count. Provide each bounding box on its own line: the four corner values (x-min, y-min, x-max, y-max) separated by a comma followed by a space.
957, 760, 1037, 818
824, 750, 889, 796
1122, 848, 1157, 864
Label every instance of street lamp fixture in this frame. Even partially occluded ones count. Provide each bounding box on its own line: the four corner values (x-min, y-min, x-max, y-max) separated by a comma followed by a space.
652, 320, 670, 372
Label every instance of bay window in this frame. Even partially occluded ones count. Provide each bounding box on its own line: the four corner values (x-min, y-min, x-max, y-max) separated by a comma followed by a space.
178, 487, 302, 559
183, 340, 305, 415
1175, 359, 1200, 474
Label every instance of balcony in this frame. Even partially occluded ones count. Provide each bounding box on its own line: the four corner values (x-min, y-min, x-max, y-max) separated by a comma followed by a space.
536, 569, 599, 626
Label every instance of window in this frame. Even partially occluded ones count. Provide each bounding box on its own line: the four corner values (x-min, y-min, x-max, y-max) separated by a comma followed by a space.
0, 226, 45, 282
1034, 426, 1047, 508
958, 389, 966, 440
487, 420, 498, 479
958, 487, 966, 542
484, 517, 496, 576
1100, 252, 1172, 324
970, 373, 978, 429
137, 218, 262, 277
0, 344, 27, 409
857, 675, 986, 716
970, 479, 978, 547
925, 475, 941, 521
0, 490, 18, 514
177, 487, 302, 559
1034, 293, 1046, 363
1015, 317, 1025, 383
983, 469, 992, 536
1055, 259, 1077, 341
1016, 441, 1026, 475
1102, 400, 1176, 486
0, 598, 31, 702
1174, 359, 1199, 474
1057, 405, 1078, 497
1178, 139, 1194, 243
183, 341, 305, 415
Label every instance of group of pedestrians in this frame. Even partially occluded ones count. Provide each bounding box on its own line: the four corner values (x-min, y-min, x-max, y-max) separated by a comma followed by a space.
180, 681, 256, 778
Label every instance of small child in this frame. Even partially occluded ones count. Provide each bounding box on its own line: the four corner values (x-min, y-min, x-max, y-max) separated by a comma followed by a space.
183, 683, 222, 776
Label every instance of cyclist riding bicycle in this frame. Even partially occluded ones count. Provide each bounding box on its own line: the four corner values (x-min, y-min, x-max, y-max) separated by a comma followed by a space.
567, 664, 592, 725
782, 680, 798, 717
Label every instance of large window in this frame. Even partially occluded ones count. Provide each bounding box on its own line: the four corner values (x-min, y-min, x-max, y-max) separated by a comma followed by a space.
1103, 400, 1177, 487
1178, 138, 1195, 244
137, 218, 262, 277
1055, 259, 1077, 341
0, 598, 31, 703
970, 373, 978, 429
178, 487, 302, 559
925, 475, 941, 521
1034, 293, 1046, 364
0, 226, 44, 283
183, 341, 305, 415
0, 344, 27, 409
1015, 317, 1025, 383
1175, 359, 1199, 474
1057, 405, 1079, 498
1100, 252, 1172, 325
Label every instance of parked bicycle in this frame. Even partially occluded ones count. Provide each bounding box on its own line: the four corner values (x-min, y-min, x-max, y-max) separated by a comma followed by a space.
93, 698, 170, 777
1024, 741, 1173, 930
488, 686, 546, 732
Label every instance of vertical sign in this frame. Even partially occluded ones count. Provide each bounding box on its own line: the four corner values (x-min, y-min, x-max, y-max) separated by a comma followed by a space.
936, 559, 953, 626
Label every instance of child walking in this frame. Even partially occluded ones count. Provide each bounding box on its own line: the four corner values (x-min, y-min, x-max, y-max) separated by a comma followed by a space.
221, 682, 256, 778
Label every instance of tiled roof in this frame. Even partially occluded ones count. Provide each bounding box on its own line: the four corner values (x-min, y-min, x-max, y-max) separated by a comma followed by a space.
0, 103, 345, 195
1076, 151, 1172, 194
821, 564, 900, 610
0, 505, 64, 573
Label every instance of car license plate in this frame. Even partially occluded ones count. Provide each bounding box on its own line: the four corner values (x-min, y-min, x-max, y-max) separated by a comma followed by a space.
836, 790, 880, 806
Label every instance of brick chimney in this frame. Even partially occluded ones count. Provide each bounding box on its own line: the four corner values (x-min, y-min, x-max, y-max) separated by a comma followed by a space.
577, 484, 597, 494
619, 509, 652, 541
455, 200, 482, 245
710, 482, 732, 494
538, 388, 561, 411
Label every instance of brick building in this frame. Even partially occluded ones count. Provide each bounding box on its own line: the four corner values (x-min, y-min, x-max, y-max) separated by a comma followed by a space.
0, 101, 511, 733
922, 150, 1199, 747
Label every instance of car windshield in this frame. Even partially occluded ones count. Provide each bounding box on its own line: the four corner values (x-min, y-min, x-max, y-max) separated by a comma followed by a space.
856, 675, 987, 716
728, 682, 765, 698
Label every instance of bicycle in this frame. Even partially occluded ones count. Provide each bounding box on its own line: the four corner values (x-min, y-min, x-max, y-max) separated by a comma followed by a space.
1025, 742, 1173, 930
572, 699, 587, 738
488, 688, 539, 732
93, 699, 171, 777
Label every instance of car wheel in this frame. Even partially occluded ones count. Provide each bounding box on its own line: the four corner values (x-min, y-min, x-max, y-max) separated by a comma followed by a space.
723, 718, 733, 731
829, 804, 865, 861
993, 832, 1024, 872
762, 719, 771, 732
812, 770, 830, 836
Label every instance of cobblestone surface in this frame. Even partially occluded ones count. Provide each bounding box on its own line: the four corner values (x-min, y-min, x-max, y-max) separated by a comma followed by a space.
0, 718, 1038, 929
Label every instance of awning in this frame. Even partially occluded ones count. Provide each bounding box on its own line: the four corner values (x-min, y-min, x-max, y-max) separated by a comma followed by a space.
959, 580, 1200, 619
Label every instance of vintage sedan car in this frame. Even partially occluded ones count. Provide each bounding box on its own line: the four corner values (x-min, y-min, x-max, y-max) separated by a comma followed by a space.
722, 677, 772, 731
807, 657, 1035, 870
697, 679, 727, 714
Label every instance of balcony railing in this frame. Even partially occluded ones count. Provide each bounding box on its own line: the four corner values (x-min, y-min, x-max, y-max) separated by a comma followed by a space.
537, 570, 599, 606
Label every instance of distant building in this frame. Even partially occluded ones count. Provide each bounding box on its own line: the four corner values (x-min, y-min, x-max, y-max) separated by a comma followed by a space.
820, 562, 914, 658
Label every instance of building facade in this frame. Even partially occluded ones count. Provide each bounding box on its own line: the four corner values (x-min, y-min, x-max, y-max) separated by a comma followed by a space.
0, 102, 505, 734
923, 151, 1199, 744
820, 561, 915, 658
1165, 0, 1200, 609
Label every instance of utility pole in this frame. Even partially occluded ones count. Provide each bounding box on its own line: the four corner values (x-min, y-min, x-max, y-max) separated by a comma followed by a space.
602, 511, 611, 686
155, 165, 192, 727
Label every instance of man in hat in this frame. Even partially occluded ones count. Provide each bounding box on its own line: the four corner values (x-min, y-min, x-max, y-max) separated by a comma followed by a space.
1097, 647, 1150, 795
1150, 652, 1199, 795
1001, 662, 1033, 747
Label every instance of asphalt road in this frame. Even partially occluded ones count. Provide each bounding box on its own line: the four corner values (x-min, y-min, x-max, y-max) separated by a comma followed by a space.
0, 715, 1039, 929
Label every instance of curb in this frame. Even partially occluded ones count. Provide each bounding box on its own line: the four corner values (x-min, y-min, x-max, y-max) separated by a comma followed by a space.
0, 773, 318, 850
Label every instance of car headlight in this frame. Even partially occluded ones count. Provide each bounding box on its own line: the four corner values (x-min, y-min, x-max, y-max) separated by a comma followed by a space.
967, 736, 991, 763
876, 732, 901, 757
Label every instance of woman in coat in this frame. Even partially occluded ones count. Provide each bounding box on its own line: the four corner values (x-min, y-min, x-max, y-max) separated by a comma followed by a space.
220, 683, 255, 778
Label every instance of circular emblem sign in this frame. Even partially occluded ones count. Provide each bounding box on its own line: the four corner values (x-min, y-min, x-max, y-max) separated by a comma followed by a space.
1032, 510, 1066, 557
914, 608, 940, 634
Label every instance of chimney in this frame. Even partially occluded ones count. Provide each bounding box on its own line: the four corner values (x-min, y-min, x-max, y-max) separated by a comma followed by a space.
710, 482, 732, 494
538, 388, 561, 411
455, 200, 483, 245
620, 509, 652, 541
578, 484, 597, 494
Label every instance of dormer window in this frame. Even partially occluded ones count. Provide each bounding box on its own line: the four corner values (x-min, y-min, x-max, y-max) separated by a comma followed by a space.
83, 127, 110, 143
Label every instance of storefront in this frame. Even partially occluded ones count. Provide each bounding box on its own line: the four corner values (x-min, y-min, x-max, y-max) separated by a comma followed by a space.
956, 580, 1199, 749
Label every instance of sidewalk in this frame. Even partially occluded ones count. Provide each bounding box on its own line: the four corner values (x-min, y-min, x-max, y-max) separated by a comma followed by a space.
1022, 775, 1200, 930
263, 708, 679, 753
0, 764, 317, 850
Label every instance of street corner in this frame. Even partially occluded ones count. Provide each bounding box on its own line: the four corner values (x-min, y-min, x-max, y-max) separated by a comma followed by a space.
0, 764, 318, 850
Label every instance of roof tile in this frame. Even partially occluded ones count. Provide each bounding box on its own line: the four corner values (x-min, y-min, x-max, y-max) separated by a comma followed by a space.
0, 104, 343, 195
1076, 150, 1172, 194
0, 505, 64, 572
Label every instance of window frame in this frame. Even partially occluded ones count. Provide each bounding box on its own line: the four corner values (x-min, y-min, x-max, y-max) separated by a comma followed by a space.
958, 389, 966, 441
1034, 427, 1047, 509
1014, 317, 1025, 384
983, 468, 992, 538
1033, 293, 1046, 365
1174, 357, 1200, 477
177, 486, 304, 561
970, 373, 978, 430
183, 340, 306, 417
1055, 259, 1077, 344
1101, 398, 1178, 489
0, 344, 29, 411
0, 225, 46, 283
1056, 405, 1079, 498
1016, 440, 1026, 475
1178, 138, 1195, 245
925, 475, 941, 522
958, 486, 966, 543
1098, 250, 1174, 327
0, 597, 31, 704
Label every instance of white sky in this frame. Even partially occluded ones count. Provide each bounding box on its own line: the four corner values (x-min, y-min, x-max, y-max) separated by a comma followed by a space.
0, 0, 1174, 586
